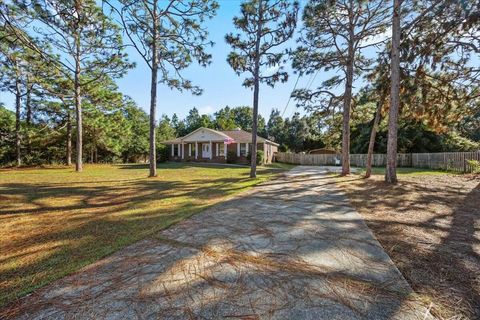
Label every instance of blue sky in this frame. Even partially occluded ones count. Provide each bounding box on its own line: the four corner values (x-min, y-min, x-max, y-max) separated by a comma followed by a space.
0, 1, 314, 121
1, 0, 389, 121
118, 0, 310, 120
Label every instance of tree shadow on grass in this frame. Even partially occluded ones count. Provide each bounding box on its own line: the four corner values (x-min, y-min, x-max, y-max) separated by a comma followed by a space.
0, 171, 274, 309
2, 169, 424, 319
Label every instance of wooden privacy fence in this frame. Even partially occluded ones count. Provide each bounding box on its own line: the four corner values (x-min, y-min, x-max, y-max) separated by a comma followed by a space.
275, 151, 480, 173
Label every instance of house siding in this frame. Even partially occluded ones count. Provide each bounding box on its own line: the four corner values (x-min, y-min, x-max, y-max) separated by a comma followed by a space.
164, 128, 278, 164
168, 143, 277, 164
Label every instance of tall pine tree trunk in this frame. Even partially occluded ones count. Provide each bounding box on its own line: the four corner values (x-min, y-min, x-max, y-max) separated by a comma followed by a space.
250, 0, 263, 179
66, 110, 72, 166
148, 1, 158, 177
74, 37, 83, 172
15, 76, 21, 167
341, 24, 355, 176
365, 98, 383, 178
26, 80, 32, 155
385, 0, 401, 183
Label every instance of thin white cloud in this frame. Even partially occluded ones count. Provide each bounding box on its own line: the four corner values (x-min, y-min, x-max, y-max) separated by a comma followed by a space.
198, 105, 215, 115
359, 28, 391, 48
261, 64, 280, 77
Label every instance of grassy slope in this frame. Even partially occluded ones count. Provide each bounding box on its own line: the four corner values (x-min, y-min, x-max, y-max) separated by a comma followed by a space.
0, 163, 285, 307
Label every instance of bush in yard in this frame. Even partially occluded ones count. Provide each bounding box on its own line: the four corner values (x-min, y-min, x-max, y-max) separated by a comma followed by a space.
227, 151, 238, 164
157, 144, 169, 162
247, 150, 264, 165
467, 160, 480, 173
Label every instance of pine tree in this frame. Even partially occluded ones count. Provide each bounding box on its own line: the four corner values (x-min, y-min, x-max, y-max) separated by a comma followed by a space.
109, 0, 218, 177
12, 0, 132, 172
0, 25, 38, 166
292, 0, 389, 176
226, 0, 299, 178
384, 0, 479, 183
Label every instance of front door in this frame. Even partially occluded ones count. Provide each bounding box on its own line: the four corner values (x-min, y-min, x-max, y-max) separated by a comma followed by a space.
202, 143, 210, 158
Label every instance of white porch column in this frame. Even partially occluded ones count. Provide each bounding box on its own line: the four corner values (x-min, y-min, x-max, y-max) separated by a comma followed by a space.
177, 144, 180, 158
216, 143, 218, 157
171, 144, 174, 156
188, 144, 191, 157
246, 143, 249, 156
237, 143, 240, 157
209, 140, 212, 159
195, 141, 198, 159
181, 143, 184, 159
224, 142, 227, 160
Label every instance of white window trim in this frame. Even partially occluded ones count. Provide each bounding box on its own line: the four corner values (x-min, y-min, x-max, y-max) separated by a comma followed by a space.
240, 143, 247, 157
218, 143, 225, 157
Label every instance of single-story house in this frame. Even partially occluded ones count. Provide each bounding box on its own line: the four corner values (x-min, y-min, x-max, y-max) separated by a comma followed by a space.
162, 127, 279, 164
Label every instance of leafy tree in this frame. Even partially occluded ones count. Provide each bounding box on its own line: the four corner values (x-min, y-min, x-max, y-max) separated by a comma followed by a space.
110, 0, 218, 177
121, 98, 149, 163
351, 119, 479, 154
292, 0, 389, 176
214, 106, 237, 130
226, 0, 299, 178
157, 115, 176, 142
459, 109, 480, 142
184, 107, 203, 132
200, 114, 214, 129
0, 104, 15, 164
284, 112, 309, 152
232, 106, 266, 134
303, 113, 326, 151
82, 79, 126, 163
213, 105, 266, 133
266, 108, 285, 143
182, 107, 215, 132
171, 113, 187, 137
12, 0, 132, 172
156, 114, 176, 162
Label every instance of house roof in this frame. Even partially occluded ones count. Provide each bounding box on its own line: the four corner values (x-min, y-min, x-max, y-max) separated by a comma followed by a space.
162, 127, 279, 146
220, 129, 279, 146
183, 127, 231, 141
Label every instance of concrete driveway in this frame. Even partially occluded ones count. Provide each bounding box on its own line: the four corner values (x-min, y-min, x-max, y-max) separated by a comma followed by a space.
6, 166, 430, 319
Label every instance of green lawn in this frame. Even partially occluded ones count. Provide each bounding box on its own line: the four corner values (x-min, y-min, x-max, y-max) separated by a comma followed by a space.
0, 163, 286, 307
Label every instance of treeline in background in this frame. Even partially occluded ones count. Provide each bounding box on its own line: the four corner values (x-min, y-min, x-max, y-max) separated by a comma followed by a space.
1, 95, 478, 166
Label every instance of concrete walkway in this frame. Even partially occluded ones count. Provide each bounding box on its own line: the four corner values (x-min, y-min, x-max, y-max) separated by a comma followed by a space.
7, 166, 429, 319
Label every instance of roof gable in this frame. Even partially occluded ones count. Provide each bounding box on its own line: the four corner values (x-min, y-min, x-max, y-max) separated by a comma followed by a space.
182, 127, 229, 142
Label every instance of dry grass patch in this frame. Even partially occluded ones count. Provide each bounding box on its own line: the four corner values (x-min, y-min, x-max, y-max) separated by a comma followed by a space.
338, 170, 480, 319
0, 162, 283, 308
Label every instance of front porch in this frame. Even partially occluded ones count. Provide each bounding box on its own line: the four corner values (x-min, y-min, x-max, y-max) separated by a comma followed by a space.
168, 141, 253, 164
163, 127, 277, 164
